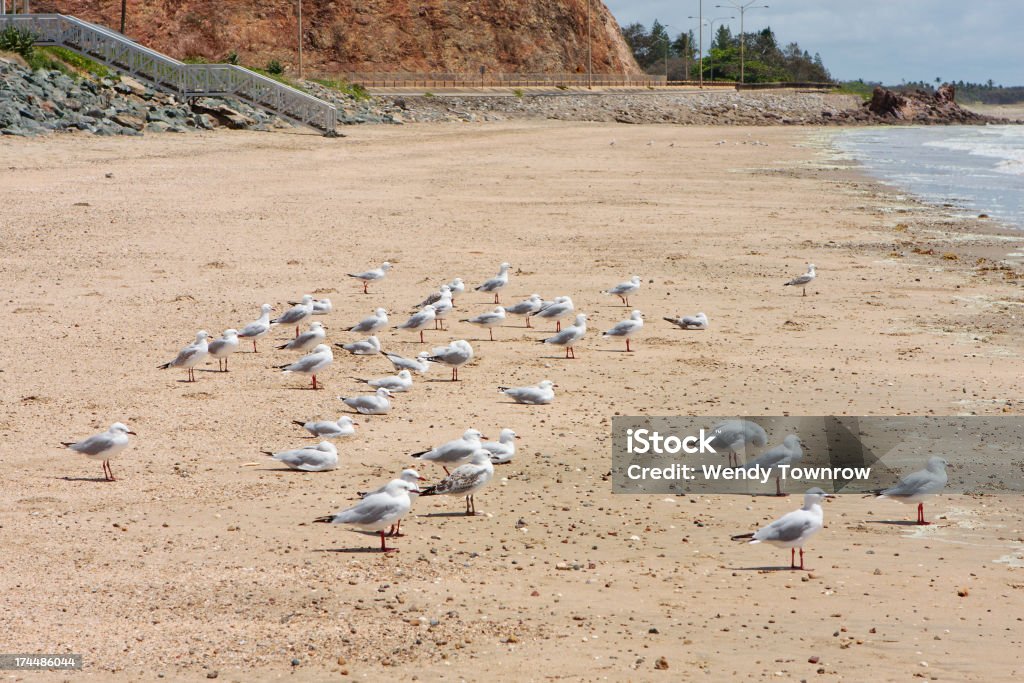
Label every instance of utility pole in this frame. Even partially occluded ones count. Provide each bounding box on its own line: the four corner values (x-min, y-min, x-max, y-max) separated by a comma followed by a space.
120, 0, 126, 34
717, 2, 769, 84
297, 0, 303, 80
586, 0, 593, 90
698, 1, 703, 87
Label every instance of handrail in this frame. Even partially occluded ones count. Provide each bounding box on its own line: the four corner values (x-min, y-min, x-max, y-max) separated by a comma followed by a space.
0, 13, 337, 134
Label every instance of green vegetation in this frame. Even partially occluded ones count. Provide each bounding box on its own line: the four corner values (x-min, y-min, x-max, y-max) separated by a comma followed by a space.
225, 50, 240, 66
265, 59, 284, 76
311, 78, 370, 101
1, 25, 36, 59
836, 80, 875, 101
183, 56, 210, 64
512, 88, 524, 98
40, 47, 111, 79
896, 79, 1024, 105
423, 91, 435, 98
621, 20, 831, 83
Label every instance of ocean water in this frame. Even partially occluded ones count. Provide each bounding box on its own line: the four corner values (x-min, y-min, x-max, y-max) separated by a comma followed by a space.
834, 125, 1024, 229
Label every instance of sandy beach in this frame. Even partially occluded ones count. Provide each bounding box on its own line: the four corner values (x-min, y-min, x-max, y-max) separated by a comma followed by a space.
2, 122, 1023, 681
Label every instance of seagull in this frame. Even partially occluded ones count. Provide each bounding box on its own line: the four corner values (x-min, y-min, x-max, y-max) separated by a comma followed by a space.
539, 313, 586, 359
339, 387, 393, 415
420, 278, 464, 307
276, 343, 333, 390
505, 293, 544, 328
431, 286, 454, 330
355, 369, 413, 392
349, 308, 389, 334
395, 305, 436, 343
536, 296, 574, 332
207, 328, 239, 372
708, 419, 768, 466
426, 340, 474, 381
293, 415, 358, 439
460, 306, 506, 341
158, 330, 210, 382
381, 350, 432, 375
737, 434, 803, 496
602, 310, 644, 352
419, 450, 495, 516
499, 380, 556, 405
262, 441, 338, 472
237, 303, 273, 352
731, 488, 831, 570
411, 428, 487, 473
337, 335, 381, 356
870, 456, 949, 525
602, 275, 642, 306
664, 312, 708, 330
276, 321, 326, 352
446, 277, 466, 303
475, 262, 511, 304
358, 468, 426, 537
289, 297, 333, 315
272, 295, 314, 336
784, 264, 816, 296
61, 422, 136, 481
314, 479, 420, 552
348, 261, 392, 294
483, 428, 520, 464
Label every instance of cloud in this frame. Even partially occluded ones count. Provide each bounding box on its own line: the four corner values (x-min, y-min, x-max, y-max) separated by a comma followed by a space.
604, 0, 1024, 84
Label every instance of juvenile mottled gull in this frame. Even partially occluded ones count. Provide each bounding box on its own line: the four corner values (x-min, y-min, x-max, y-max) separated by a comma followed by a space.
61, 422, 136, 481
731, 487, 831, 570
419, 450, 495, 515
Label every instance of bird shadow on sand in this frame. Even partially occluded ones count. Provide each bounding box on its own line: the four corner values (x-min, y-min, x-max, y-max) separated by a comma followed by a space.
284, 386, 326, 391
730, 565, 810, 572
314, 547, 394, 554
865, 520, 930, 526
421, 511, 480, 518
59, 476, 113, 483
594, 349, 633, 353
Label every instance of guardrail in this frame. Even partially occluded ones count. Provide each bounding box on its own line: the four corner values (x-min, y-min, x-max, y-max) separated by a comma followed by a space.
337, 71, 667, 89
0, 13, 337, 134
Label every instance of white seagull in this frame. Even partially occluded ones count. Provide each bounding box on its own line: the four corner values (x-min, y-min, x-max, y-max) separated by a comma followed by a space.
731, 488, 831, 571
738, 434, 804, 496
277, 321, 326, 352
871, 456, 949, 525
207, 328, 239, 372
339, 387, 393, 415
505, 293, 544, 328
238, 303, 273, 352
499, 380, 556, 405
381, 350, 432, 375
411, 428, 487, 473
355, 368, 414, 392
483, 428, 521, 464
289, 297, 333, 315
539, 313, 586, 359
475, 262, 511, 303
276, 343, 333, 390
358, 468, 426, 537
262, 441, 339, 472
349, 308, 389, 334
61, 422, 136, 481
426, 339, 474, 381
314, 479, 420, 552
292, 415, 358, 439
664, 312, 708, 330
602, 275, 642, 306
158, 330, 210, 382
784, 263, 817, 296
395, 305, 436, 343
419, 450, 495, 515
602, 309, 644, 352
337, 335, 382, 356
536, 296, 575, 332
460, 306, 506, 341
421, 279, 464, 307
348, 261, 392, 294
430, 286, 454, 330
272, 295, 315, 336
708, 419, 768, 466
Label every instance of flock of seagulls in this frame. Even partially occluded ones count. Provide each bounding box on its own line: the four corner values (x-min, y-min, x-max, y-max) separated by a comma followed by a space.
64, 259, 823, 553
721, 420, 951, 569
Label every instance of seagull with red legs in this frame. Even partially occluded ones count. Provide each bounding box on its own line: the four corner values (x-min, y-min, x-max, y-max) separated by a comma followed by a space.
314, 479, 419, 553
731, 488, 831, 571
870, 456, 948, 525
61, 422, 136, 482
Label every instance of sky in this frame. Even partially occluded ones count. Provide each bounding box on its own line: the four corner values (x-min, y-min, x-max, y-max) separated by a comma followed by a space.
604, 0, 1024, 85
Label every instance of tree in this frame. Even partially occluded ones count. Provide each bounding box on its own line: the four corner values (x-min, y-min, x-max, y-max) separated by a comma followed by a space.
713, 24, 734, 51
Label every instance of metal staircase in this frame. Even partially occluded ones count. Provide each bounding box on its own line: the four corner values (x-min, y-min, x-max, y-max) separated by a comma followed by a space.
0, 13, 338, 135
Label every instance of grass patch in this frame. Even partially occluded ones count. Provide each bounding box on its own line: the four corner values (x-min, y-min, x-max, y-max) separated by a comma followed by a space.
310, 78, 370, 101
40, 47, 111, 79
836, 80, 875, 101
512, 88, 524, 98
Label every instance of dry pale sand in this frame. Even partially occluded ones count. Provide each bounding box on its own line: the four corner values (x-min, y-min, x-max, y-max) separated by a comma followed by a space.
2, 122, 1024, 682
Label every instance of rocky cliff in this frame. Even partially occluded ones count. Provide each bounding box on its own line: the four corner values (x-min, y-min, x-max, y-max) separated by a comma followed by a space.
34, 1, 640, 75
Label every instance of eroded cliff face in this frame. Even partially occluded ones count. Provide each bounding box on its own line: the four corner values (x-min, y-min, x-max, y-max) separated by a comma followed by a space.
36, 1, 640, 75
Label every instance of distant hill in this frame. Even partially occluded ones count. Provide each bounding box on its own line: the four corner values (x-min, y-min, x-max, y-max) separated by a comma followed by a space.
36, 0, 641, 75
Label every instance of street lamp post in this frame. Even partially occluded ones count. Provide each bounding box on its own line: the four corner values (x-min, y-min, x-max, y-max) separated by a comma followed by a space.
686, 12, 704, 87
716, 1, 769, 84
707, 16, 734, 81
297, 0, 303, 80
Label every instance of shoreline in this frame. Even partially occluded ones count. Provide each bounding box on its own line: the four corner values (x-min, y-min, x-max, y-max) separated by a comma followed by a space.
2, 122, 1023, 681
